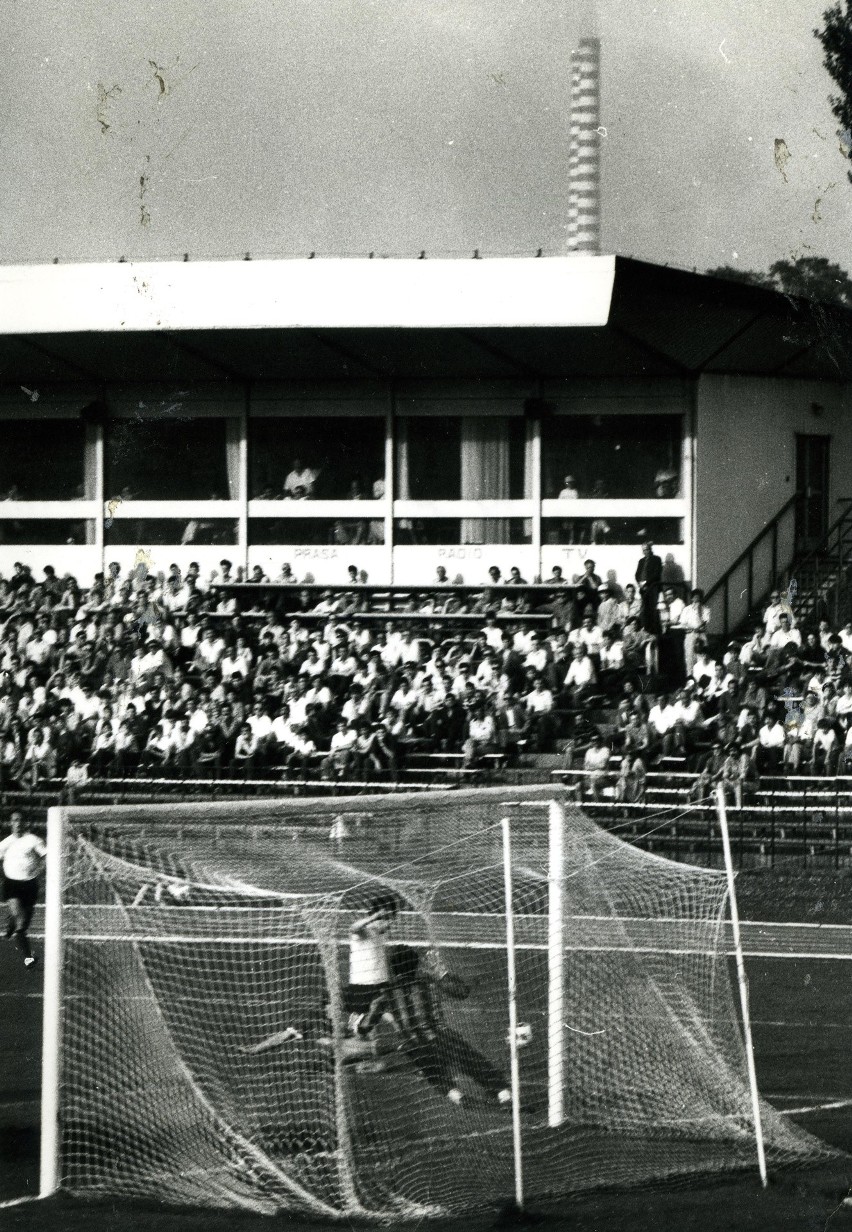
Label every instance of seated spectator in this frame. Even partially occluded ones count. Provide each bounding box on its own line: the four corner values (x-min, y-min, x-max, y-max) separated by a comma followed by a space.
598, 630, 625, 694
231, 722, 258, 775
768, 613, 801, 650
621, 617, 657, 677
689, 737, 726, 802
284, 458, 320, 499
572, 560, 602, 612
596, 586, 621, 635
462, 701, 498, 770
563, 645, 597, 708
23, 722, 56, 788
323, 719, 357, 780
583, 734, 611, 801
617, 583, 642, 628
756, 712, 785, 775
524, 676, 555, 752
113, 719, 141, 776
763, 588, 795, 635
812, 717, 839, 776
568, 613, 603, 659
614, 752, 646, 805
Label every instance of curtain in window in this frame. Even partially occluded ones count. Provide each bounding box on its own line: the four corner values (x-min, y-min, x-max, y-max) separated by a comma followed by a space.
395, 419, 411, 501
226, 419, 242, 500
461, 418, 509, 544
84, 421, 99, 501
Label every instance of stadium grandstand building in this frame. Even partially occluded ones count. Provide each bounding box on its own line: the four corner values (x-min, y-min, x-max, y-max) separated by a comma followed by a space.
0, 254, 851, 632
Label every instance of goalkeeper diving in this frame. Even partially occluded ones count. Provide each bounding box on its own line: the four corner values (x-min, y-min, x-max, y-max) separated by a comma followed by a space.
242, 940, 510, 1109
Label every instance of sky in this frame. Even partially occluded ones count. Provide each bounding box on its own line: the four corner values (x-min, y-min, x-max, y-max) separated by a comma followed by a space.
1, 0, 850, 275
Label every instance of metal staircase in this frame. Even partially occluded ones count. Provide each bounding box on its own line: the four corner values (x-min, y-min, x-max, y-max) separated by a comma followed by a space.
705, 497, 852, 641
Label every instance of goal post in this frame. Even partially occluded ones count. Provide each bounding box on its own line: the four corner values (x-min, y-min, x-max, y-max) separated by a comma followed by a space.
39, 805, 66, 1200
547, 798, 566, 1129
36, 788, 831, 1219
715, 784, 768, 1188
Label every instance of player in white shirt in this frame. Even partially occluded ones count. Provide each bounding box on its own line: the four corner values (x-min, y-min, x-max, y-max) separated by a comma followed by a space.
0, 812, 46, 967
346, 892, 399, 1036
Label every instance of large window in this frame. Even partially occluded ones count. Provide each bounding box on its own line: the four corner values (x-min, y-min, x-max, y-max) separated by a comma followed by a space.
105, 519, 237, 546
0, 420, 89, 500
249, 517, 384, 546
542, 414, 683, 500
395, 418, 528, 500
542, 517, 683, 546
0, 519, 94, 545
393, 519, 531, 546
250, 418, 385, 500
106, 419, 237, 500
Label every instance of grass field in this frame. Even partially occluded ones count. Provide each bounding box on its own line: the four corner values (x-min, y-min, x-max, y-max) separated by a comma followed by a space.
3, 853, 852, 1231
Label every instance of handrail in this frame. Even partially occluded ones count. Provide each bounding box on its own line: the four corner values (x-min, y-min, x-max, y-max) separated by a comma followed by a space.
706, 494, 852, 640
784, 499, 852, 628
704, 494, 799, 639
704, 494, 798, 607
784, 500, 852, 581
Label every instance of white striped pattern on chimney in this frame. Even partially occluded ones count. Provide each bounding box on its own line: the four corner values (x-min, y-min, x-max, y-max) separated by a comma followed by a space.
567, 37, 601, 254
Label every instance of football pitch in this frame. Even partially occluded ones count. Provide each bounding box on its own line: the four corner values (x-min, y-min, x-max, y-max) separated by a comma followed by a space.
2, 929, 852, 1232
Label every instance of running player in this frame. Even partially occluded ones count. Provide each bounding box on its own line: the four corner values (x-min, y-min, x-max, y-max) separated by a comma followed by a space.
0, 812, 46, 968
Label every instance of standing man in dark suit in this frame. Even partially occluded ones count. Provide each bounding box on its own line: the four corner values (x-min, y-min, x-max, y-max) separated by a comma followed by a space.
635, 540, 663, 634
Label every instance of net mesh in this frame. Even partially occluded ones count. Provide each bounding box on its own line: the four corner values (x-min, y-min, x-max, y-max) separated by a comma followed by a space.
51, 789, 832, 1219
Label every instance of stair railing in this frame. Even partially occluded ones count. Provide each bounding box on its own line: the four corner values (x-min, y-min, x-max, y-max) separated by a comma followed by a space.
703, 495, 799, 641
785, 498, 852, 628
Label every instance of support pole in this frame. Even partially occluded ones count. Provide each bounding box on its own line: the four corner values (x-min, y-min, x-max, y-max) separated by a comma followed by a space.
716, 785, 768, 1188
501, 816, 524, 1212
547, 799, 566, 1127
40, 807, 66, 1198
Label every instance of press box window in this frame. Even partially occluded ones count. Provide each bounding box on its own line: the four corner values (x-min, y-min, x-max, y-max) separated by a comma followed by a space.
105, 519, 238, 546
0, 420, 89, 500
395, 418, 528, 500
106, 419, 237, 500
542, 415, 683, 500
250, 418, 385, 500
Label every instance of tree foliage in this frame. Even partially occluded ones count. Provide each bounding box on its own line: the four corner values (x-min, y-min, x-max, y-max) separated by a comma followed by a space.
769, 257, 852, 307
706, 257, 852, 308
815, 3, 852, 179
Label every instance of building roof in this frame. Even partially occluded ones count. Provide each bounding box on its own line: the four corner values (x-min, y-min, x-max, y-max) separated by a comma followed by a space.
0, 255, 849, 385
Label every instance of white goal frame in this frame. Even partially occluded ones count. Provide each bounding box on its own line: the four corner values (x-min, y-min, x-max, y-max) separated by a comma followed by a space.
36, 788, 772, 1210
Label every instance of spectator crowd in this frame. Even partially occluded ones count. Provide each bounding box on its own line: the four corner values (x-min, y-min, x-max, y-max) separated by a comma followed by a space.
0, 553, 848, 808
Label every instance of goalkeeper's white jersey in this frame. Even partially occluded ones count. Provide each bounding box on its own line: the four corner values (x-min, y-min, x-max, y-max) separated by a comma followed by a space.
0, 832, 46, 881
349, 925, 390, 985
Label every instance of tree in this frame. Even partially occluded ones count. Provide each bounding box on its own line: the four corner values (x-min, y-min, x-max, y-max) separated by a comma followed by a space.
815, 3, 852, 179
705, 266, 770, 289
706, 257, 852, 308
769, 256, 852, 308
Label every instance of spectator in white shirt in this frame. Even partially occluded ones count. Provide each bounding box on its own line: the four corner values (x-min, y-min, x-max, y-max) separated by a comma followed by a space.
524, 677, 555, 751
769, 614, 801, 649
583, 735, 611, 801
324, 720, 357, 778
563, 645, 597, 706
756, 713, 785, 774
462, 703, 498, 769
678, 588, 711, 675
763, 590, 795, 635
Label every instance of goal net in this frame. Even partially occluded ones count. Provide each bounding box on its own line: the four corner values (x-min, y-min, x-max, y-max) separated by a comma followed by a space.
42, 789, 831, 1219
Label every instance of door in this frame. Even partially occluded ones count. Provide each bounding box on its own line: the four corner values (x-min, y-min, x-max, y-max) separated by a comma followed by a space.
795, 434, 831, 553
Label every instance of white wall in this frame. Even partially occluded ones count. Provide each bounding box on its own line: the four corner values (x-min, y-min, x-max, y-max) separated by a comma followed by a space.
694, 375, 852, 593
